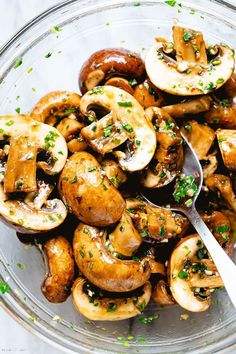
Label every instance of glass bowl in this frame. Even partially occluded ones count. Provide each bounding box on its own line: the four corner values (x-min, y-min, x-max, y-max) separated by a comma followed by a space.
0, 0, 236, 353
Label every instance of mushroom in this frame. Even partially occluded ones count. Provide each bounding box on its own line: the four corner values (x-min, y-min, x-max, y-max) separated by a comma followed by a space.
200, 153, 218, 180
30, 91, 87, 153
201, 211, 234, 255
181, 120, 215, 160
169, 234, 223, 312
0, 181, 67, 233
222, 72, 236, 98
152, 279, 175, 306
0, 115, 67, 187
205, 174, 236, 213
72, 277, 152, 321
79, 48, 145, 94
145, 26, 235, 95
42, 236, 75, 303
59, 152, 125, 227
107, 211, 142, 257
126, 199, 188, 241
73, 223, 151, 292
141, 107, 183, 188
162, 96, 211, 118
104, 77, 134, 95
133, 79, 165, 109
100, 159, 127, 188
204, 98, 236, 128
216, 129, 236, 171
80, 85, 156, 172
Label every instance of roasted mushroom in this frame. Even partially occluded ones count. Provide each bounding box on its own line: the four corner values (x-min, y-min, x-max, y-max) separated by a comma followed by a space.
80, 85, 156, 171
162, 96, 211, 118
73, 223, 151, 292
200, 153, 218, 180
42, 236, 75, 303
146, 26, 234, 95
30, 91, 87, 153
104, 77, 134, 95
79, 48, 145, 94
205, 174, 236, 213
152, 279, 175, 306
169, 234, 223, 312
216, 129, 236, 171
133, 79, 165, 109
181, 120, 215, 160
204, 98, 236, 128
59, 152, 125, 227
141, 107, 183, 188
223, 72, 236, 98
72, 277, 152, 321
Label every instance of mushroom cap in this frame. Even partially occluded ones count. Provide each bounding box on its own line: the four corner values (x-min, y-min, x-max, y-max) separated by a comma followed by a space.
169, 234, 211, 312
80, 85, 156, 172
0, 115, 67, 175
72, 277, 152, 321
145, 42, 235, 96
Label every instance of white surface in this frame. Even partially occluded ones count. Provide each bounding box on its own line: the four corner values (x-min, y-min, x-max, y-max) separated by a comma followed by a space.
0, 2, 66, 353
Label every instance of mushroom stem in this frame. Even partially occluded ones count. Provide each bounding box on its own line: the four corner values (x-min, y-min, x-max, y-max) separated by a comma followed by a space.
162, 96, 211, 118
24, 181, 53, 210
190, 275, 223, 288
4, 136, 37, 193
173, 26, 208, 67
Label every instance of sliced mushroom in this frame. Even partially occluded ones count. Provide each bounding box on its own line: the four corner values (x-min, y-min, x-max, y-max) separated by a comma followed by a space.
216, 129, 236, 171
0, 183, 67, 233
201, 211, 233, 255
127, 199, 188, 241
101, 159, 127, 188
79, 48, 145, 94
59, 152, 125, 227
72, 277, 152, 321
204, 99, 236, 128
141, 107, 183, 188
200, 153, 218, 180
162, 96, 211, 118
169, 234, 223, 312
181, 120, 215, 160
145, 26, 234, 95
80, 86, 156, 172
105, 77, 134, 95
108, 211, 142, 257
205, 174, 236, 213
73, 223, 151, 292
42, 236, 75, 303
0, 115, 67, 181
30, 91, 87, 153
152, 279, 175, 306
133, 79, 165, 109
222, 72, 236, 98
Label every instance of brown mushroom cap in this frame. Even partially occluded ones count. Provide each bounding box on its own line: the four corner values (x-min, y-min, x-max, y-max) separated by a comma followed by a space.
42, 236, 75, 303
73, 223, 151, 292
59, 152, 125, 227
79, 48, 145, 94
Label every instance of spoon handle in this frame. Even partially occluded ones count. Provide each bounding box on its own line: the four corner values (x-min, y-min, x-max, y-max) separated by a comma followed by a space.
185, 206, 236, 308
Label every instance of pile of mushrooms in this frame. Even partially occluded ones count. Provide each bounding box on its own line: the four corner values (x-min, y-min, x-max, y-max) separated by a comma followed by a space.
2, 24, 236, 320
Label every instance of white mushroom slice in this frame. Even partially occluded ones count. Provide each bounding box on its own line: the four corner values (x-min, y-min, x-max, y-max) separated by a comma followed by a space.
145, 26, 235, 96
170, 234, 221, 312
0, 185, 67, 233
216, 129, 236, 171
181, 120, 215, 160
79, 86, 156, 172
0, 115, 67, 175
72, 277, 152, 321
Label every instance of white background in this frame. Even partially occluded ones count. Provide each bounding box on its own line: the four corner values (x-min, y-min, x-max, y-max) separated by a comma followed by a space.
0, 1, 65, 353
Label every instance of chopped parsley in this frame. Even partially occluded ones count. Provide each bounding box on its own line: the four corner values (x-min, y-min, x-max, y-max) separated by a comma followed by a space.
178, 269, 188, 279
79, 250, 85, 258
158, 225, 166, 237
136, 139, 141, 146
69, 176, 77, 184
122, 124, 133, 132
183, 33, 194, 42
107, 303, 117, 312
173, 174, 197, 204
5, 120, 14, 126
0, 281, 10, 294
216, 78, 224, 84
205, 82, 215, 91
16, 180, 23, 190
139, 314, 159, 324
45, 52, 52, 58
184, 124, 191, 132
134, 2, 141, 6
15, 107, 21, 114
120, 225, 125, 232
103, 125, 113, 137
88, 86, 104, 95
164, 0, 176, 6
215, 224, 229, 240
17, 263, 25, 270
140, 230, 148, 238
14, 57, 23, 69
117, 101, 133, 107
44, 130, 59, 150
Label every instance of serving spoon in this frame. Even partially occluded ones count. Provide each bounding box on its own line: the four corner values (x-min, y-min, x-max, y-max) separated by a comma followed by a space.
142, 135, 236, 309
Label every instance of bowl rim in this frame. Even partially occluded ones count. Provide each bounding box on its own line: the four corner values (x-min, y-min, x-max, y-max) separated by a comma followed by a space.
0, 0, 236, 353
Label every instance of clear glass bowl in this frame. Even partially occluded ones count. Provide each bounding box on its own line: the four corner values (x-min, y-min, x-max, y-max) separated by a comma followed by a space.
0, 0, 236, 353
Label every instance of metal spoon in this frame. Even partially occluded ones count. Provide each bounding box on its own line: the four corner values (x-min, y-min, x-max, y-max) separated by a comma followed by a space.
142, 135, 236, 308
